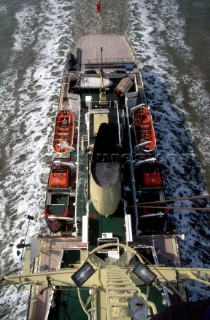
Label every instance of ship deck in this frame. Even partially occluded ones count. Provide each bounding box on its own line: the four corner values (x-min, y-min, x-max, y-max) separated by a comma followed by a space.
27, 234, 181, 319
74, 34, 137, 72
70, 101, 128, 247
132, 234, 181, 267
27, 236, 87, 320
27, 34, 183, 320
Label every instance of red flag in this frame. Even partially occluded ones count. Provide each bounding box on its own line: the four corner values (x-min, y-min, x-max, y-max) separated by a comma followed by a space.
97, 1, 101, 13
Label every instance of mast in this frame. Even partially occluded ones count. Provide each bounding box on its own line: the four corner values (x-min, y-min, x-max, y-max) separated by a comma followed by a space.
2, 243, 210, 293
99, 47, 107, 104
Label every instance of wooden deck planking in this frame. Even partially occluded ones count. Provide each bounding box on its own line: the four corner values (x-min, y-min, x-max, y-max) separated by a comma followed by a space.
132, 235, 181, 266
28, 236, 86, 320
74, 34, 136, 70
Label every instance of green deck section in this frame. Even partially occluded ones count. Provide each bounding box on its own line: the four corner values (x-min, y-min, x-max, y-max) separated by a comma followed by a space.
139, 284, 166, 313
48, 250, 88, 320
48, 204, 67, 215
61, 249, 81, 266
48, 193, 69, 215
70, 107, 89, 228
88, 202, 125, 250
72, 93, 127, 250
51, 195, 68, 204
48, 287, 89, 320
59, 288, 89, 320
70, 96, 123, 235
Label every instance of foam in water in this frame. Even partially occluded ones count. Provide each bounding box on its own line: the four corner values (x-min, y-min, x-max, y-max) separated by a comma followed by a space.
0, 0, 210, 318
0, 1, 74, 318
13, 6, 37, 52
128, 0, 210, 300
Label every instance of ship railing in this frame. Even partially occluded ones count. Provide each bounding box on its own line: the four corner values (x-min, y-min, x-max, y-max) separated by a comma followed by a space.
81, 134, 88, 153
139, 213, 165, 219
133, 244, 160, 265
82, 199, 92, 246
47, 216, 74, 221
75, 176, 88, 236
74, 97, 81, 237
123, 33, 147, 105
124, 33, 138, 62
151, 246, 160, 266
125, 97, 139, 234
131, 243, 171, 306
133, 68, 146, 104
87, 100, 112, 109
140, 186, 164, 191
73, 108, 89, 237
85, 58, 136, 69
121, 198, 133, 244
59, 71, 81, 109
159, 282, 171, 306
85, 109, 90, 147
59, 72, 70, 109
151, 242, 172, 305
114, 100, 122, 147
88, 105, 111, 111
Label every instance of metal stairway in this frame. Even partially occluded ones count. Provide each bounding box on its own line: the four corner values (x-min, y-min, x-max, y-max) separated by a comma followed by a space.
106, 265, 140, 320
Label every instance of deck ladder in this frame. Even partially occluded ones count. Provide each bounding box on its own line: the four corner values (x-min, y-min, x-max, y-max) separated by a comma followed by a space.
106, 265, 140, 320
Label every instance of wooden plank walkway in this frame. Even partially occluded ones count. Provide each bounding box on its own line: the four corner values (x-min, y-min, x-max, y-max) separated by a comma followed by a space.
74, 34, 137, 71
132, 234, 181, 266
27, 236, 87, 320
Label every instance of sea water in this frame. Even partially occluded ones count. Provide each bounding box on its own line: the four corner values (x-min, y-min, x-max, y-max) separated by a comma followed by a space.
0, 0, 210, 318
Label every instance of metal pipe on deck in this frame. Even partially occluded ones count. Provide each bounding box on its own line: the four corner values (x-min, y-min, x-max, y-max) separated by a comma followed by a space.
125, 97, 139, 235
74, 102, 81, 237
115, 100, 122, 147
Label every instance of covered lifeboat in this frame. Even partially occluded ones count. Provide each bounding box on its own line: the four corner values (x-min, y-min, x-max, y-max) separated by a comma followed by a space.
131, 104, 156, 152
44, 158, 75, 233
53, 110, 74, 153
136, 160, 168, 234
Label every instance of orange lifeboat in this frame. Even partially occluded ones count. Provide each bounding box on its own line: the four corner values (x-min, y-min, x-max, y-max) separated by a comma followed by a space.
132, 105, 156, 152
53, 110, 74, 153
49, 168, 69, 188
44, 159, 75, 233
142, 168, 162, 188
140, 163, 168, 216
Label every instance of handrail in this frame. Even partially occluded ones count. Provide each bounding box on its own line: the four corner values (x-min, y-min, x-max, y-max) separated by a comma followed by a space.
74, 102, 81, 237
115, 100, 122, 146
125, 97, 139, 234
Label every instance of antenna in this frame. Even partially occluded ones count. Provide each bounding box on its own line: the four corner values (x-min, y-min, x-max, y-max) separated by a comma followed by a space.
11, 215, 40, 262
99, 46, 107, 104
100, 46, 103, 73
13, 236, 41, 262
